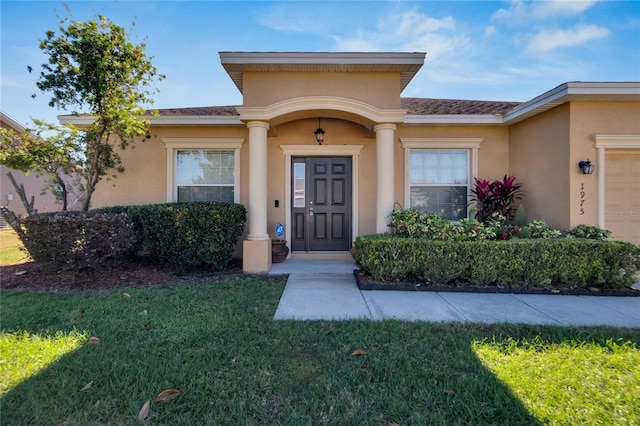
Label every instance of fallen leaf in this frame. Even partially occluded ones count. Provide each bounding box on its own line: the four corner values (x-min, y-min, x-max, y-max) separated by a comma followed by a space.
443, 389, 456, 396
351, 349, 366, 356
123, 292, 131, 298
89, 337, 100, 344
138, 400, 150, 420
80, 380, 94, 391
156, 388, 180, 402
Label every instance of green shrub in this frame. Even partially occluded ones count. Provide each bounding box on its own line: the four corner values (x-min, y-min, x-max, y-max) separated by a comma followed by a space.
21, 211, 138, 271
389, 208, 457, 240
123, 202, 247, 269
354, 235, 640, 288
519, 220, 561, 239
454, 218, 497, 241
566, 224, 612, 241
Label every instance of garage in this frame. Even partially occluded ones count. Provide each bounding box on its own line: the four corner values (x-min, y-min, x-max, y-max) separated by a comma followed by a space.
605, 151, 640, 245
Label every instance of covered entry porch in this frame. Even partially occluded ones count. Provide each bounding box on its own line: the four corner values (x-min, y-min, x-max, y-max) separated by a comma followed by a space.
239, 97, 405, 273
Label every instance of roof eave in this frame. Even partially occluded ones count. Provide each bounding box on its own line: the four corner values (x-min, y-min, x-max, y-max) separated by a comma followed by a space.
59, 114, 243, 127
503, 82, 640, 125
0, 110, 26, 131
219, 51, 426, 94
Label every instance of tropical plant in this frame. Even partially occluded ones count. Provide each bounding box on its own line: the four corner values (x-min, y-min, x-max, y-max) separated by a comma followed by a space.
470, 175, 524, 223
566, 224, 612, 241
519, 220, 561, 239
388, 208, 457, 240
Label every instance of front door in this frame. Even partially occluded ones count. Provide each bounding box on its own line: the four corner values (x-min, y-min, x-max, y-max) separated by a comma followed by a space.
291, 157, 352, 251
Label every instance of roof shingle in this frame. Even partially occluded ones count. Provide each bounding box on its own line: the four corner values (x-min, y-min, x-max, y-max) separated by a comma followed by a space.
152, 98, 522, 117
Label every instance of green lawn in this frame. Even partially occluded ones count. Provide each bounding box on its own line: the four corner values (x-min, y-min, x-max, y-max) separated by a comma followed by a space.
0, 229, 29, 266
1, 278, 639, 425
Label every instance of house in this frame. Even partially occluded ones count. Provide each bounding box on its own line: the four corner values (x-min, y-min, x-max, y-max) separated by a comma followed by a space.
59, 52, 640, 273
1, 110, 74, 227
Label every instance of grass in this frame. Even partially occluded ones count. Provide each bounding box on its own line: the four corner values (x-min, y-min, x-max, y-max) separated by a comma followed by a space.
0, 229, 29, 266
1, 278, 639, 425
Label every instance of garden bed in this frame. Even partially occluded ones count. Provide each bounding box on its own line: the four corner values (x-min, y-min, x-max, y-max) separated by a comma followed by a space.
354, 269, 640, 297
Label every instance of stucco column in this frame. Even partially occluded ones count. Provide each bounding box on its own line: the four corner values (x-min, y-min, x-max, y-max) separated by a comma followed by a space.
243, 121, 271, 273
247, 121, 270, 240
374, 123, 396, 233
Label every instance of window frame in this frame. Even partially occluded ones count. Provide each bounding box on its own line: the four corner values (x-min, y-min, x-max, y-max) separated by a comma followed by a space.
162, 138, 244, 203
401, 138, 482, 220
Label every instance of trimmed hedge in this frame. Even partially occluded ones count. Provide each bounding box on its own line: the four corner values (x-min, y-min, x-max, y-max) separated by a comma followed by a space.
21, 211, 138, 271
106, 202, 247, 269
354, 235, 640, 288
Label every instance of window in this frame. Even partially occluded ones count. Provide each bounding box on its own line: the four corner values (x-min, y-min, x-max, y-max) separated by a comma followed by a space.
162, 138, 244, 203
176, 150, 235, 202
401, 138, 482, 221
409, 150, 468, 220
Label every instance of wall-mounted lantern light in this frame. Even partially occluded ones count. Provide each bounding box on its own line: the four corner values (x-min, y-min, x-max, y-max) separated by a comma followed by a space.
578, 159, 595, 175
313, 118, 325, 145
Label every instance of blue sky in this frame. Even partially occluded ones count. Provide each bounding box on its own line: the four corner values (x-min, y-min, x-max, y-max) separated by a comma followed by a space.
2, 0, 639, 127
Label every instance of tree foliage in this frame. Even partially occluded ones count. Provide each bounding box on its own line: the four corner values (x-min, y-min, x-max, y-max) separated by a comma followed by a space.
0, 121, 83, 232
35, 13, 164, 211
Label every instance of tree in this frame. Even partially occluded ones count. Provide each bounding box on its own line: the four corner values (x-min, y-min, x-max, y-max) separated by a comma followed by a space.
35, 13, 164, 211
0, 121, 82, 234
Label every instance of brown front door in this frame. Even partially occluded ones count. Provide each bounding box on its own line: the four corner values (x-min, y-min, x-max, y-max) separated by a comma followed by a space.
292, 157, 352, 251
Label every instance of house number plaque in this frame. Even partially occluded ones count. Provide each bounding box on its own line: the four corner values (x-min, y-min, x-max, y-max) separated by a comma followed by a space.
579, 183, 586, 215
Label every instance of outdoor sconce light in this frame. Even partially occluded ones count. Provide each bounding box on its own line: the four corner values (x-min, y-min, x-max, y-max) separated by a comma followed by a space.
578, 159, 595, 175
314, 118, 325, 145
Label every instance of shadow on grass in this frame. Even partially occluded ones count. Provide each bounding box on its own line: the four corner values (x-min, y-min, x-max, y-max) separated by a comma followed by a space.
2, 282, 639, 425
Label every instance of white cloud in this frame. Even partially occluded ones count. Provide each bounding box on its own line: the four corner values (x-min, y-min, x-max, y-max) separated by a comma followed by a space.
532, 0, 599, 19
492, 0, 600, 23
483, 26, 497, 38
527, 24, 610, 52
256, 4, 326, 34
331, 9, 467, 62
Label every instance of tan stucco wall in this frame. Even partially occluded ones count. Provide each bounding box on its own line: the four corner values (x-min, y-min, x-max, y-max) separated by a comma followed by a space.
0, 165, 67, 215
1, 117, 70, 216
568, 101, 640, 228
90, 127, 249, 209
508, 104, 571, 230
243, 72, 402, 109
394, 125, 511, 208
94, 119, 514, 240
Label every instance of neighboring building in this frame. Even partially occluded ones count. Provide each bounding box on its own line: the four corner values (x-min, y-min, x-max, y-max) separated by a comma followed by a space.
0, 111, 75, 226
59, 52, 640, 273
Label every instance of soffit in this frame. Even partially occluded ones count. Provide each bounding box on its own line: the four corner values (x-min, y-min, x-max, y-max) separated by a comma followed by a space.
219, 52, 425, 94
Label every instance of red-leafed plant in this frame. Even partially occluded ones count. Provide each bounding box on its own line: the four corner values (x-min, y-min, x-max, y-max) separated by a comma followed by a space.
470, 175, 523, 223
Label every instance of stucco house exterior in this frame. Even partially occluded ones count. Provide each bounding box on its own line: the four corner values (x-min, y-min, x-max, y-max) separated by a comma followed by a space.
59, 52, 640, 273
1, 110, 74, 226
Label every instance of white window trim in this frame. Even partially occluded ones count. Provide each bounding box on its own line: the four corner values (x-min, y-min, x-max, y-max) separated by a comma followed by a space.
593, 134, 640, 228
162, 138, 244, 203
280, 144, 364, 250
401, 138, 482, 218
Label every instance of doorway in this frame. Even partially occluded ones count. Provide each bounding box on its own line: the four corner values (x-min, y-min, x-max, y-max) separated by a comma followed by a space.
291, 157, 352, 251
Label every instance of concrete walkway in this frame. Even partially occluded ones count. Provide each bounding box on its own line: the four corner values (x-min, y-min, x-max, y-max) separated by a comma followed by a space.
270, 259, 640, 328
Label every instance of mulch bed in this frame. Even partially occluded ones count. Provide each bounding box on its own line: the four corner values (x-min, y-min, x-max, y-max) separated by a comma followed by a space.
354, 269, 640, 297
0, 259, 251, 292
